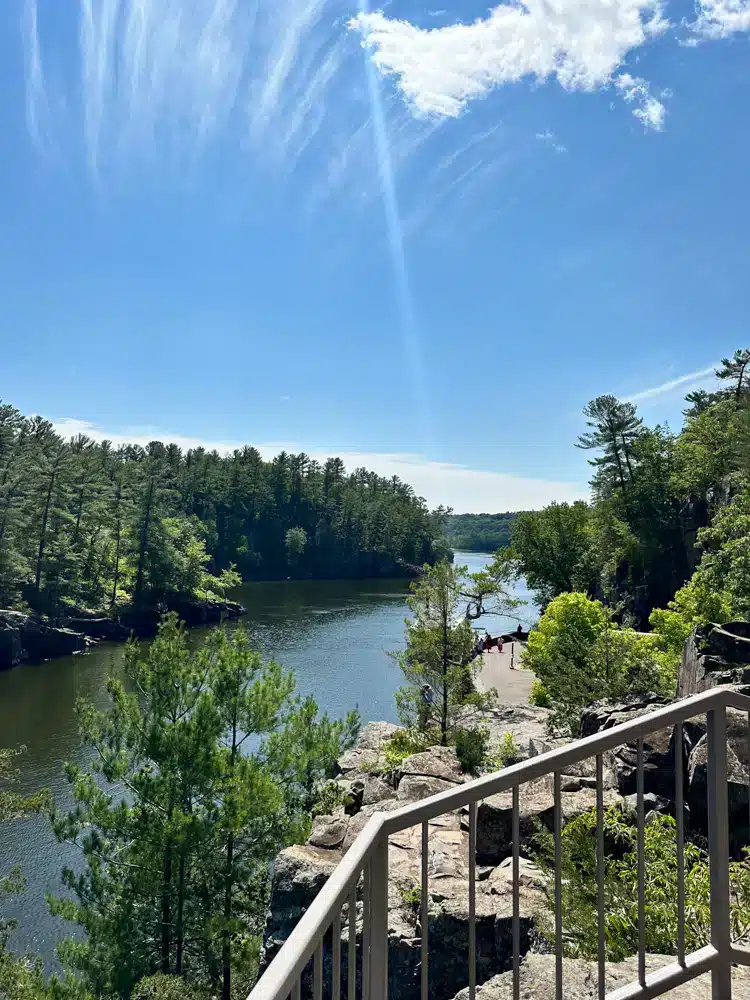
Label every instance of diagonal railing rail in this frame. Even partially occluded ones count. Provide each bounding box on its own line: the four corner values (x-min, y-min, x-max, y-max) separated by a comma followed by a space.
249, 687, 750, 1000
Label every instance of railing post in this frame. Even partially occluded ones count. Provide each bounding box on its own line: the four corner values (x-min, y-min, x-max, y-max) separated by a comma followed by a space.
707, 705, 732, 999
369, 833, 389, 1000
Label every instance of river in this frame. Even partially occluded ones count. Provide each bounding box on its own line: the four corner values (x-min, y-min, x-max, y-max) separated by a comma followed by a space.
0, 553, 534, 965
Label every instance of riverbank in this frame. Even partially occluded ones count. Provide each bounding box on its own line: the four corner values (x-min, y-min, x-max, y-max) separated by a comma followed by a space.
0, 596, 247, 670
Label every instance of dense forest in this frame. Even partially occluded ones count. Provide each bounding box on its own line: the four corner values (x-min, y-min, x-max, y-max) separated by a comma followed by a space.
445, 512, 517, 552
497, 348, 750, 669
0, 402, 447, 613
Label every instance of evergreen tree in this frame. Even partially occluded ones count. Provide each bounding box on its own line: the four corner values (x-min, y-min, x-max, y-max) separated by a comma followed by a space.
394, 562, 493, 745
576, 395, 643, 493
49, 617, 359, 999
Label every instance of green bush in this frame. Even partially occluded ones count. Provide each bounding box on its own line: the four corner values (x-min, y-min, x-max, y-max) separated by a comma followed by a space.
311, 781, 352, 817
454, 727, 490, 774
529, 679, 551, 708
524, 592, 673, 734
399, 882, 423, 914
486, 732, 520, 770
380, 728, 435, 771
535, 807, 750, 961
132, 975, 212, 1000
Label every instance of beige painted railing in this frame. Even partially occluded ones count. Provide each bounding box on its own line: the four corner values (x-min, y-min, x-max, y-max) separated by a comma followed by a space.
250, 687, 750, 1000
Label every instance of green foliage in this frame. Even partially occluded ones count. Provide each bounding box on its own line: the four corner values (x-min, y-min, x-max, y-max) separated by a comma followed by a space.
0, 400, 446, 610
528, 679, 551, 708
393, 562, 496, 745
444, 512, 518, 553
399, 883, 423, 914
48, 615, 359, 1000
502, 502, 596, 606
491, 732, 521, 768
131, 974, 212, 1000
536, 808, 750, 961
380, 728, 434, 771
310, 781, 352, 818
524, 593, 672, 734
453, 727, 490, 775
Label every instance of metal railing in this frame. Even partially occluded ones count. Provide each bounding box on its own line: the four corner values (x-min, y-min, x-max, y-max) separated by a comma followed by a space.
250, 687, 750, 1000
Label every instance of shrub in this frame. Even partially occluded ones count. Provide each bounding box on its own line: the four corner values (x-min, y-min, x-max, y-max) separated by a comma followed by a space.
399, 882, 423, 914
529, 679, 551, 708
524, 592, 673, 734
381, 728, 435, 771
487, 732, 521, 770
534, 807, 750, 961
454, 727, 490, 774
312, 781, 352, 817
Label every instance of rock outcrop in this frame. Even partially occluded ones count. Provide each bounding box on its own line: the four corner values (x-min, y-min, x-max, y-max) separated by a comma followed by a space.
679, 621, 750, 696
452, 953, 750, 999
0, 597, 247, 669
0, 610, 87, 667
261, 713, 631, 1000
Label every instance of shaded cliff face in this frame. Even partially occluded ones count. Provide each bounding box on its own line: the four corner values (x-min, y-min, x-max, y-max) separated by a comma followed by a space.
679, 621, 750, 696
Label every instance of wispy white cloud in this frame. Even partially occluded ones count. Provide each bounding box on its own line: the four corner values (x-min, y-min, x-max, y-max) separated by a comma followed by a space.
52, 417, 587, 512
689, 0, 750, 39
535, 129, 567, 153
22, 0, 50, 150
350, 0, 669, 119
615, 72, 667, 130
624, 364, 718, 403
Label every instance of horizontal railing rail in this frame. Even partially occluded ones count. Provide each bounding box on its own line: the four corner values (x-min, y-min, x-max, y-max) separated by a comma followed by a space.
250, 686, 750, 1000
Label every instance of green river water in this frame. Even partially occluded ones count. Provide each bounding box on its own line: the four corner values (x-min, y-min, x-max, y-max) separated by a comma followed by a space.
0, 553, 532, 964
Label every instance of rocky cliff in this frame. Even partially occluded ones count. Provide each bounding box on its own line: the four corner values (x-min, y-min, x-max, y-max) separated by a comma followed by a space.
260, 622, 750, 1000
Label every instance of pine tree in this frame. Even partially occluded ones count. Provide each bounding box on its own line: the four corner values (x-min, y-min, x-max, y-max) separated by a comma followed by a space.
576, 395, 643, 493
394, 561, 491, 746
50, 617, 359, 999
716, 348, 750, 405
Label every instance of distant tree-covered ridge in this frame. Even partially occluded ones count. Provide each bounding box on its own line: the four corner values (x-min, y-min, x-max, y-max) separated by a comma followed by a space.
0, 400, 448, 612
445, 512, 519, 552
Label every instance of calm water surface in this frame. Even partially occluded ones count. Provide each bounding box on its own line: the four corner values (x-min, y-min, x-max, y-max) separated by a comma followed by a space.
0, 553, 532, 963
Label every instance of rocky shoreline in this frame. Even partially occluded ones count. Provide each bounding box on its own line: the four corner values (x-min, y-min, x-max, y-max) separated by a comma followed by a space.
259, 621, 750, 1000
0, 597, 246, 670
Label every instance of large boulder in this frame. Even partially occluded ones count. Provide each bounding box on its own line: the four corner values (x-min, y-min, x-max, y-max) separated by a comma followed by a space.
679, 622, 750, 696
63, 617, 131, 641
452, 953, 750, 1000
0, 611, 86, 662
0, 623, 22, 669
475, 776, 621, 865
337, 722, 401, 774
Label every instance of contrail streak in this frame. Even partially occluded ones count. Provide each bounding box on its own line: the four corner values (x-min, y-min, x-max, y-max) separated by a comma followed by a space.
358, 0, 432, 451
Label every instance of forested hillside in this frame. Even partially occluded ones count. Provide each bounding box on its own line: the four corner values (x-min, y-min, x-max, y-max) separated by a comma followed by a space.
498, 348, 750, 663
0, 402, 446, 612
445, 512, 518, 552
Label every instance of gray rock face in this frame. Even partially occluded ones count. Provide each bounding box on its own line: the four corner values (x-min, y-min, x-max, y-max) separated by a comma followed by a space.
0, 611, 87, 663
679, 621, 750, 696
0, 624, 22, 669
337, 722, 401, 774
260, 714, 628, 1000
476, 776, 621, 865
453, 953, 750, 1000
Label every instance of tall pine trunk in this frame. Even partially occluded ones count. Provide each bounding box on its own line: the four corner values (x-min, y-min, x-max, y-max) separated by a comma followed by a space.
135, 477, 154, 598
222, 706, 239, 1000
111, 483, 122, 607
35, 467, 58, 592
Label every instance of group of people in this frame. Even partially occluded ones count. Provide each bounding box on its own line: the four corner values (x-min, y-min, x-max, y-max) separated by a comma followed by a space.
472, 623, 525, 659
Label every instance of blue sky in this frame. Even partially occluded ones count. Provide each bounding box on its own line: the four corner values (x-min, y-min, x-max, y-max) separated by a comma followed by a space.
0, 0, 745, 511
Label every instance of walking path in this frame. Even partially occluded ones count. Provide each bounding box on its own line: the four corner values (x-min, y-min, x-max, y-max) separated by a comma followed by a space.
475, 642, 534, 704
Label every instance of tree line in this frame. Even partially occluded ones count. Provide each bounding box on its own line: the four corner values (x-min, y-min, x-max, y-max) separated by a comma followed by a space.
483, 348, 750, 728
444, 512, 517, 553
0, 401, 447, 613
